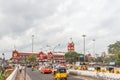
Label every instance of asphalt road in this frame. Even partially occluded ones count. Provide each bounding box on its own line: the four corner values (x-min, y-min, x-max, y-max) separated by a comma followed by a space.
26, 68, 83, 80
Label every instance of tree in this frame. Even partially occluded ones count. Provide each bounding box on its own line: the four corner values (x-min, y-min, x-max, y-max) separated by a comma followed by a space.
65, 51, 80, 63
108, 41, 120, 54
27, 54, 36, 63
108, 41, 120, 65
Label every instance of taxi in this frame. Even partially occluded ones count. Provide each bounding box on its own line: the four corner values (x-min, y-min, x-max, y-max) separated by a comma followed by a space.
40, 66, 52, 74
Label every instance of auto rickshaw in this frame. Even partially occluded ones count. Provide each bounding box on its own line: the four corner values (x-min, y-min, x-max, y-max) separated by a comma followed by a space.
94, 66, 101, 72
53, 67, 67, 80
106, 67, 114, 73
31, 65, 36, 71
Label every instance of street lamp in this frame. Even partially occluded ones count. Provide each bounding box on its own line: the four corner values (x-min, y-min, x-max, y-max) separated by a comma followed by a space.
46, 45, 51, 52
2, 53, 5, 59
2, 53, 5, 70
32, 35, 34, 53
24, 56, 26, 80
82, 35, 86, 62
92, 39, 95, 57
53, 44, 60, 52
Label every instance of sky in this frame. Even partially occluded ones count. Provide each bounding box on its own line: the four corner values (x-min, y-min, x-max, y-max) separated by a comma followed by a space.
0, 0, 120, 59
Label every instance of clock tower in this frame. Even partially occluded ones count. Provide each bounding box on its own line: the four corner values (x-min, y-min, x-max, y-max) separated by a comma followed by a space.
67, 38, 74, 52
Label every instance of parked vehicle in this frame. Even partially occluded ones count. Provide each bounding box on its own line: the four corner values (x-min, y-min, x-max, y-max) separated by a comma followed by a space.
27, 64, 32, 68
94, 66, 101, 72
106, 66, 114, 73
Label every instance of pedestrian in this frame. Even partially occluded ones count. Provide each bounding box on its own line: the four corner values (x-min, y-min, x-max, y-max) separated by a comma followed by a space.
19, 64, 22, 73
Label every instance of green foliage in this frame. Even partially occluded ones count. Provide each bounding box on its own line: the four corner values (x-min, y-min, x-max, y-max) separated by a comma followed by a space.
0, 72, 4, 80
65, 51, 80, 63
0, 72, 10, 80
107, 41, 120, 64
95, 57, 104, 62
27, 54, 36, 62
108, 41, 120, 54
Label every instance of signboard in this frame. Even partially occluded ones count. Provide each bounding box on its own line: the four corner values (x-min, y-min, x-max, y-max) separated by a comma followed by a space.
109, 62, 115, 66
80, 55, 83, 57
79, 55, 84, 61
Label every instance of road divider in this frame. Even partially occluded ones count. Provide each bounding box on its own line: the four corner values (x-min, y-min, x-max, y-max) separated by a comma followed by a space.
69, 70, 120, 80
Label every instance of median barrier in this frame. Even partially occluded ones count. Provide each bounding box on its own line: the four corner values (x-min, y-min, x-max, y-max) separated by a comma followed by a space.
69, 70, 78, 75
69, 70, 120, 80
6, 67, 18, 80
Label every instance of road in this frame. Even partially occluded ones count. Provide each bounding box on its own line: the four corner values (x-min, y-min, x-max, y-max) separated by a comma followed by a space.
26, 68, 83, 80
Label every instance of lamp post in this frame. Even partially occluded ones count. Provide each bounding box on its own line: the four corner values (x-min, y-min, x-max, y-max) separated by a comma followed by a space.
53, 44, 60, 52
82, 35, 86, 62
2, 53, 5, 70
46, 45, 51, 52
92, 39, 95, 57
2, 53, 5, 59
32, 35, 34, 53
24, 56, 26, 80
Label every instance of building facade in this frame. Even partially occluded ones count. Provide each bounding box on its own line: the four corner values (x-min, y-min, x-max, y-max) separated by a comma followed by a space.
12, 39, 76, 63
12, 50, 65, 63
67, 38, 74, 52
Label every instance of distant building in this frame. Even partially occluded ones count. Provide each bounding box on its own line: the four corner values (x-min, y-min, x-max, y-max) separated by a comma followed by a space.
12, 50, 38, 62
101, 52, 106, 57
47, 52, 65, 63
12, 49, 65, 63
101, 52, 114, 57
67, 38, 74, 52
106, 53, 115, 57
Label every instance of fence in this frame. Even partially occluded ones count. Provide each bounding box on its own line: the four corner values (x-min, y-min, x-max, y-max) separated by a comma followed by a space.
6, 67, 18, 80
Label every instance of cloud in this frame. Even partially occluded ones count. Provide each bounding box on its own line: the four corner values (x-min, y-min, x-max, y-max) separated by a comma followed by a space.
0, 0, 120, 59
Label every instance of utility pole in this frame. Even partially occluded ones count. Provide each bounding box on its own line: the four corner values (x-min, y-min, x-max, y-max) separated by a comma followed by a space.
92, 39, 95, 57
82, 35, 86, 63
53, 44, 60, 52
32, 35, 34, 53
24, 56, 26, 80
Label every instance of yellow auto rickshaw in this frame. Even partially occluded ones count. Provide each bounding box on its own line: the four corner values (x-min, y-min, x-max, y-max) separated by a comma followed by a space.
53, 67, 67, 80
106, 67, 114, 73
94, 66, 101, 72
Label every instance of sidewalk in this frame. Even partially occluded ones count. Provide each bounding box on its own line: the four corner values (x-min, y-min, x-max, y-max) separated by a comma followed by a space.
16, 70, 31, 80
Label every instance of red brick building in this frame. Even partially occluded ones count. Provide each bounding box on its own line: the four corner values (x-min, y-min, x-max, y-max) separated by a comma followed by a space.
12, 50, 65, 63
67, 38, 74, 52
12, 50, 38, 62
12, 39, 75, 63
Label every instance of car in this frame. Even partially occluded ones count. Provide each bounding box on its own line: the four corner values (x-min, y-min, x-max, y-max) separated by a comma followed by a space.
27, 64, 32, 68
40, 66, 52, 74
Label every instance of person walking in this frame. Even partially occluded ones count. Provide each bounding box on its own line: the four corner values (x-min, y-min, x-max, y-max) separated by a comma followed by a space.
19, 64, 22, 73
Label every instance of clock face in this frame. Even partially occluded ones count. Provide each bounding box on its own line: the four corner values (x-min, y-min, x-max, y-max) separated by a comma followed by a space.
40, 54, 42, 58
14, 53, 17, 57
49, 54, 52, 58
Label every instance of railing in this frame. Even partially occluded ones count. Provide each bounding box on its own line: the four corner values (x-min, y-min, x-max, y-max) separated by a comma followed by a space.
6, 67, 18, 80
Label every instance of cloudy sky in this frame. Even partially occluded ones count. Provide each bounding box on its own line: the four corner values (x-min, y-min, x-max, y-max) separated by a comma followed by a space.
0, 0, 120, 59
